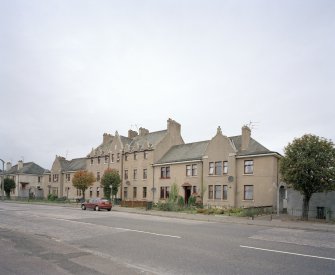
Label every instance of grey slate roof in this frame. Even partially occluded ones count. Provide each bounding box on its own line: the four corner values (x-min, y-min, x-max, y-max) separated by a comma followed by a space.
230, 136, 271, 156
59, 158, 87, 172
5, 162, 47, 175
128, 130, 168, 151
156, 135, 276, 165
156, 141, 210, 164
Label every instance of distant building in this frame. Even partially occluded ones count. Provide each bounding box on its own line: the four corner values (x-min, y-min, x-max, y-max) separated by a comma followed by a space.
5, 160, 47, 198
45, 156, 86, 199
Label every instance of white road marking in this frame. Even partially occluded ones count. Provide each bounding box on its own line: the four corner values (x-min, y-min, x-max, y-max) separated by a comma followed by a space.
240, 245, 335, 261
52, 217, 181, 239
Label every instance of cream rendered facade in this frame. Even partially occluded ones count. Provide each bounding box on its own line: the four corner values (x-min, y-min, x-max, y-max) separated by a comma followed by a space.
4, 161, 46, 199
154, 126, 281, 209
45, 156, 87, 199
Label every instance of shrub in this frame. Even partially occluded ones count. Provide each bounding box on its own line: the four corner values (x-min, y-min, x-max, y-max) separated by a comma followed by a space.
47, 194, 58, 201
188, 196, 196, 206
177, 196, 185, 207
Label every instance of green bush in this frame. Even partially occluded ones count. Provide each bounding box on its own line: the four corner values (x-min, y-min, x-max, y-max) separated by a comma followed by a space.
177, 196, 184, 207
47, 194, 58, 201
188, 196, 196, 206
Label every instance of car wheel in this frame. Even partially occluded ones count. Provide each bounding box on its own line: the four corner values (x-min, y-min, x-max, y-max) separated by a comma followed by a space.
81, 204, 86, 210
95, 205, 100, 211
107, 208, 111, 211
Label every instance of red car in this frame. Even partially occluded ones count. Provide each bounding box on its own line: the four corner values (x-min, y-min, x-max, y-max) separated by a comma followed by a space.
81, 198, 112, 211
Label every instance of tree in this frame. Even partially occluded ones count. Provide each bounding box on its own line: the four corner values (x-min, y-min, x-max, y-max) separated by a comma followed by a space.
4, 178, 15, 199
280, 134, 335, 220
72, 170, 95, 200
101, 168, 120, 200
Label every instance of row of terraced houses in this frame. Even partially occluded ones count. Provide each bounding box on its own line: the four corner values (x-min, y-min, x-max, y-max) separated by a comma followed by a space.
3, 118, 286, 210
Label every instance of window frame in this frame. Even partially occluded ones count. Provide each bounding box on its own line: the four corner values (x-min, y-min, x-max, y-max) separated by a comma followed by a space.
214, 185, 221, 199
244, 160, 254, 174
160, 166, 170, 179
209, 162, 214, 175
223, 161, 228, 174
223, 185, 228, 200
244, 185, 254, 200
143, 168, 147, 180
208, 185, 213, 199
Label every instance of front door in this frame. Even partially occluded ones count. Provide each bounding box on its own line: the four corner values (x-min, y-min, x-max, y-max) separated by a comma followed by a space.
184, 187, 191, 205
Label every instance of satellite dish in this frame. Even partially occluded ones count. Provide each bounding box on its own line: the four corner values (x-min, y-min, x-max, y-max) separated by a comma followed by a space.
228, 176, 234, 183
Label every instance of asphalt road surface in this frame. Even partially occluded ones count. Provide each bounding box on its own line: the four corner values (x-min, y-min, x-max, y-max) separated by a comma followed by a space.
0, 202, 334, 275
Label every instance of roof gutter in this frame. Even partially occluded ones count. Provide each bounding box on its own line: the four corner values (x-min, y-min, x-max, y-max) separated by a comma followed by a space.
153, 159, 203, 167
236, 152, 282, 159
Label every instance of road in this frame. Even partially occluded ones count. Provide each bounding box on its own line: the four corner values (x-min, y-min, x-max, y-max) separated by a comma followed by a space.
0, 202, 334, 274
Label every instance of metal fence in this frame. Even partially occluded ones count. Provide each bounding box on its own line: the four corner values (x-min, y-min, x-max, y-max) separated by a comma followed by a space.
287, 207, 333, 221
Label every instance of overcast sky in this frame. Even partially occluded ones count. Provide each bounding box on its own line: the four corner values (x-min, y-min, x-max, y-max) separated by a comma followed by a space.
1, 0, 334, 169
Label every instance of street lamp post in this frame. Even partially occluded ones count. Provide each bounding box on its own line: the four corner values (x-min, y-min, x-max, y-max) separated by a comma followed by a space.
0, 159, 5, 201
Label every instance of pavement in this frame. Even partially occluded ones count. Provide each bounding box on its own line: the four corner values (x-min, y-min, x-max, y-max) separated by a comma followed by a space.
111, 205, 335, 233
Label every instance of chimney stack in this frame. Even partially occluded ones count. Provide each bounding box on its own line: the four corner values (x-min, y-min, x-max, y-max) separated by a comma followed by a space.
6, 162, 12, 171
18, 160, 24, 170
103, 133, 113, 144
241, 125, 251, 151
128, 130, 138, 139
139, 127, 149, 136
167, 118, 181, 134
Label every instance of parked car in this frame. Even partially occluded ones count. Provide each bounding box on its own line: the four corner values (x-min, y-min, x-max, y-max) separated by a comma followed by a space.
81, 198, 112, 211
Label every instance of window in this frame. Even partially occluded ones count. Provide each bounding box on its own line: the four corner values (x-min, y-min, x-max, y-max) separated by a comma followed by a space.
160, 186, 170, 199
214, 185, 221, 199
215, 161, 222, 175
125, 154, 128, 161
187, 164, 197, 176
192, 186, 197, 194
134, 152, 137, 160
133, 169, 137, 180
104, 155, 109, 164
97, 187, 100, 197
53, 174, 59, 182
111, 154, 114, 163
144, 151, 148, 159
48, 175, 51, 182
143, 169, 147, 180
161, 166, 170, 179
66, 174, 70, 182
97, 157, 101, 164
223, 161, 228, 174
186, 165, 191, 176
223, 185, 228, 200
143, 187, 147, 198
117, 153, 120, 162
76, 189, 82, 197
38, 176, 42, 183
124, 187, 128, 199
209, 162, 214, 175
97, 172, 100, 181
192, 164, 197, 176
90, 158, 93, 165
244, 185, 254, 200
133, 187, 137, 199
89, 187, 93, 198
208, 185, 213, 199
244, 160, 254, 174
124, 170, 128, 180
